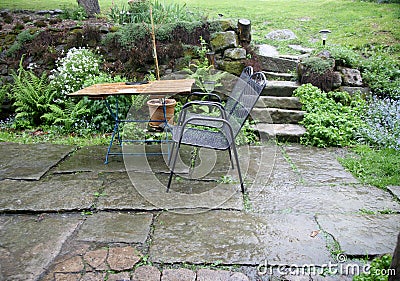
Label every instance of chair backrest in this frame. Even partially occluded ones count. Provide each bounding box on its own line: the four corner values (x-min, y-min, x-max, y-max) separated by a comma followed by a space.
226, 71, 267, 138
224, 66, 253, 116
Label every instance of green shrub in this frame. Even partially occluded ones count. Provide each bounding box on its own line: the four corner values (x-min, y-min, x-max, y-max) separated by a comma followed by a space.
360, 49, 400, 99
321, 45, 363, 68
299, 56, 334, 75
117, 20, 205, 47
294, 84, 365, 148
83, 74, 131, 133
6, 29, 41, 57
10, 61, 56, 128
59, 5, 87, 21
0, 84, 9, 112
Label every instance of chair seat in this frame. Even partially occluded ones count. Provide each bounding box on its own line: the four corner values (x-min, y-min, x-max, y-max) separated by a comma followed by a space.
183, 112, 224, 128
172, 125, 230, 150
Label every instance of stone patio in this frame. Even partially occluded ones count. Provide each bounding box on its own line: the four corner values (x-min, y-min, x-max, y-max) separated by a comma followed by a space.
0, 142, 399, 281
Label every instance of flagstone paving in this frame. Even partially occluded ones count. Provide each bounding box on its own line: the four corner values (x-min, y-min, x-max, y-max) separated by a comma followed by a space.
0, 143, 75, 180
0, 142, 399, 281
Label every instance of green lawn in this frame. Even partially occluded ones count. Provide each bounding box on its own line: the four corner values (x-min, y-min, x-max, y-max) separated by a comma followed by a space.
1, 0, 399, 51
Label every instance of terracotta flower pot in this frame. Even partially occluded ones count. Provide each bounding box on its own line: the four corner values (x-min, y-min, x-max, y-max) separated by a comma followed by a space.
147, 98, 176, 128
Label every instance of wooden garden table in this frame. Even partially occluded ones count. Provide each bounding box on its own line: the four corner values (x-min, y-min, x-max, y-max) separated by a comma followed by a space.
68, 79, 195, 163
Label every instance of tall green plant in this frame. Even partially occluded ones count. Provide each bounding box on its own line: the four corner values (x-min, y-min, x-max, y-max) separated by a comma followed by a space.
11, 60, 56, 128
108, 0, 201, 25
184, 37, 225, 91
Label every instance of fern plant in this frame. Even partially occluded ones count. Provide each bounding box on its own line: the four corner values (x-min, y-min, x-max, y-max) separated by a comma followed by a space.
42, 99, 90, 132
11, 60, 56, 128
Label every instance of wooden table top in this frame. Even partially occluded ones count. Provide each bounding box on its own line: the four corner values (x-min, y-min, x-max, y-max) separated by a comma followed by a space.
67, 79, 195, 98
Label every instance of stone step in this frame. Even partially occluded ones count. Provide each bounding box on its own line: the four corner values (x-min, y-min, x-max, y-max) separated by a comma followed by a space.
262, 80, 300, 97
257, 53, 298, 73
251, 108, 305, 124
256, 96, 302, 110
254, 123, 306, 142
263, 71, 294, 81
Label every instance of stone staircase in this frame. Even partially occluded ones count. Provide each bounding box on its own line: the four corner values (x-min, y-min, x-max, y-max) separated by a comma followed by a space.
250, 50, 307, 142
251, 80, 306, 142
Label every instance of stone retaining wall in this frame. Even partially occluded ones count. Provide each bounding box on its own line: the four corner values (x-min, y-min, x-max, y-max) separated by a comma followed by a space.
0, 10, 252, 86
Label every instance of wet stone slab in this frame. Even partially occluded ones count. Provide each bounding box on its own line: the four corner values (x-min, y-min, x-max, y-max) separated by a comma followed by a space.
0, 179, 102, 212
122, 172, 244, 212
99, 172, 244, 211
96, 172, 160, 211
316, 214, 400, 256
234, 144, 283, 189
0, 214, 81, 281
388, 186, 400, 200
150, 211, 332, 265
123, 144, 240, 179
250, 183, 400, 214
283, 145, 358, 185
247, 146, 300, 198
0, 142, 75, 180
76, 212, 153, 243
54, 145, 126, 173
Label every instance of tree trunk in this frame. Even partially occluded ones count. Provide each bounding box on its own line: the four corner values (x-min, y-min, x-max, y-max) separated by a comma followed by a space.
389, 232, 400, 281
77, 0, 100, 17
237, 18, 251, 45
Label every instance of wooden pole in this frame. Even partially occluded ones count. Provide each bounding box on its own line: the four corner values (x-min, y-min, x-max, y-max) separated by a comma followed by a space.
237, 18, 251, 45
150, 5, 160, 80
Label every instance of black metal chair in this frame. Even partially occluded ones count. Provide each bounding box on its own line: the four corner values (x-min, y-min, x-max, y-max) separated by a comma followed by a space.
167, 71, 267, 193
177, 66, 254, 128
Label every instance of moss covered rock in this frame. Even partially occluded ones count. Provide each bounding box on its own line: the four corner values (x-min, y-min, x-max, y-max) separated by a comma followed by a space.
210, 31, 238, 53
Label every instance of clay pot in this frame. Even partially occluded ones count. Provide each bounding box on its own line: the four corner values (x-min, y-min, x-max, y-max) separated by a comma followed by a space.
147, 98, 176, 128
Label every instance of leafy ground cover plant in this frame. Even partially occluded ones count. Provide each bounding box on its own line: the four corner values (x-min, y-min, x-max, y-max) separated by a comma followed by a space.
294, 83, 365, 148
357, 96, 400, 150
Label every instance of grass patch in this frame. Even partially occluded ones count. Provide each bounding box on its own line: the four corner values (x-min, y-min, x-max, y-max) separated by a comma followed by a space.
0, 129, 109, 146
339, 145, 400, 189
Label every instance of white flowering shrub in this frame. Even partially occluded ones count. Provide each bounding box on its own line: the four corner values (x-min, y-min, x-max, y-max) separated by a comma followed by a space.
50, 47, 101, 96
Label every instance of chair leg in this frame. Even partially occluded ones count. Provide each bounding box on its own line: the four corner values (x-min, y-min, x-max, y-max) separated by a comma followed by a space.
168, 141, 176, 166
228, 149, 234, 169
167, 142, 180, 192
231, 143, 245, 193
